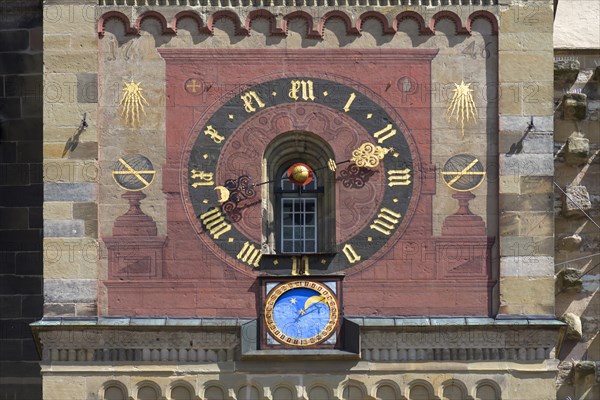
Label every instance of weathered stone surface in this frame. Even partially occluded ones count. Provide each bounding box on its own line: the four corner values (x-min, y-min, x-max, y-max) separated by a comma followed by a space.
575, 361, 596, 377
500, 153, 553, 176
44, 182, 96, 202
559, 234, 583, 251
562, 185, 592, 217
72, 202, 97, 221
498, 115, 554, 133
557, 268, 583, 292
43, 237, 97, 279
44, 220, 85, 237
43, 202, 72, 220
44, 51, 97, 73
67, 141, 98, 160
560, 313, 583, 340
44, 303, 76, 316
562, 93, 588, 120
75, 303, 97, 316
501, 256, 554, 277
499, 176, 520, 194
520, 176, 553, 194
500, 193, 553, 212
76, 73, 97, 103
554, 59, 580, 86
499, 277, 554, 315
44, 279, 96, 303
565, 132, 590, 165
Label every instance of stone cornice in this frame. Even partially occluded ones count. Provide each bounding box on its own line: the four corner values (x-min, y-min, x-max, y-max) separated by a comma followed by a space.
96, 7, 499, 38
32, 317, 564, 363
98, 0, 498, 6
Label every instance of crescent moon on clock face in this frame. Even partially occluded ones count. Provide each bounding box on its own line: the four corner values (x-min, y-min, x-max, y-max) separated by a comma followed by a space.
214, 186, 231, 203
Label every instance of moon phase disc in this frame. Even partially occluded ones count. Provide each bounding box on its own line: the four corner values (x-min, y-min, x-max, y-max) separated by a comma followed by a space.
112, 154, 156, 191
442, 154, 485, 191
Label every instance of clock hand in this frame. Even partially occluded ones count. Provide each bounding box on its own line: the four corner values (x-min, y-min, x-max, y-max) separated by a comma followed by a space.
251, 142, 396, 188
297, 296, 327, 318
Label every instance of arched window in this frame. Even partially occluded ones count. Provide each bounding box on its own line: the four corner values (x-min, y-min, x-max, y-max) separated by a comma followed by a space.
277, 166, 320, 253
104, 385, 126, 400
263, 132, 335, 255
171, 385, 192, 400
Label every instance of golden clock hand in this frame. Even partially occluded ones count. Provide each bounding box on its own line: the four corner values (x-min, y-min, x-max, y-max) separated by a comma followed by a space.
299, 295, 326, 314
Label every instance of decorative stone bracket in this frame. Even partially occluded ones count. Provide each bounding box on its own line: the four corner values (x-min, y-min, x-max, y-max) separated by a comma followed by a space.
97, 8, 498, 39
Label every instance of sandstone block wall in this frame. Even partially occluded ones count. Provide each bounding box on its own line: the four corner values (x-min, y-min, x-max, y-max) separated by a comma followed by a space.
553, 51, 600, 400
42, 0, 99, 317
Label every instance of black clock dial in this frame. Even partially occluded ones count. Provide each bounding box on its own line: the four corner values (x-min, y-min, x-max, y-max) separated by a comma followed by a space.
186, 77, 417, 274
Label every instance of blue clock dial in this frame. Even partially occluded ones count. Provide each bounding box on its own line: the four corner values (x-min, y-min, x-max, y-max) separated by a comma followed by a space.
264, 280, 340, 347
273, 288, 331, 339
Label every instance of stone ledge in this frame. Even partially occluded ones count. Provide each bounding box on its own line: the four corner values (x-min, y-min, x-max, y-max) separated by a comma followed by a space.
32, 316, 565, 327
31, 317, 564, 364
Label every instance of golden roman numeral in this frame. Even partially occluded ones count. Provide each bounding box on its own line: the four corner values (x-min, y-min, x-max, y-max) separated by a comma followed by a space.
190, 169, 214, 187
342, 244, 361, 263
199, 208, 231, 239
204, 125, 224, 144
388, 169, 412, 186
373, 124, 397, 143
291, 255, 310, 276
240, 91, 265, 113
288, 80, 315, 101
343, 92, 356, 112
236, 242, 262, 268
370, 207, 402, 235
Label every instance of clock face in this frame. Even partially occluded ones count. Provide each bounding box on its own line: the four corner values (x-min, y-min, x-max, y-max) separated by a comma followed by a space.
186, 76, 418, 273
264, 280, 339, 347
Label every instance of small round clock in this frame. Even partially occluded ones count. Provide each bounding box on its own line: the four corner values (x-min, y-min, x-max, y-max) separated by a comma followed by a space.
264, 280, 340, 347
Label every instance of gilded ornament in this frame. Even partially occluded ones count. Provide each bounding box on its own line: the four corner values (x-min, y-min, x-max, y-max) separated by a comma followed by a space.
119, 80, 149, 128
447, 81, 478, 138
351, 142, 391, 169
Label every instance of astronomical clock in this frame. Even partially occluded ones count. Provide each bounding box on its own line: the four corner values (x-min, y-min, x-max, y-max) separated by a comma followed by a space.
103, 49, 495, 349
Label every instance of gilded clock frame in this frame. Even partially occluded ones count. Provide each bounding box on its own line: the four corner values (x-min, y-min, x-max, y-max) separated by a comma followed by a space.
261, 277, 343, 349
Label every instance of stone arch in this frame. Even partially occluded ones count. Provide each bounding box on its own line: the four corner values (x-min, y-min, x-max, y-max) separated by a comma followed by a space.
246, 9, 285, 36
429, 11, 469, 35
203, 382, 226, 400
473, 380, 501, 400
341, 379, 368, 400
441, 379, 469, 400
172, 11, 206, 35
237, 384, 262, 400
407, 380, 436, 400
282, 11, 322, 39
136, 380, 162, 400
357, 11, 395, 35
271, 383, 296, 400
102, 380, 128, 400
373, 380, 403, 400
308, 384, 333, 400
98, 11, 138, 37
262, 130, 337, 254
169, 380, 195, 400
320, 10, 360, 36
395, 11, 433, 36
135, 11, 175, 35
466, 11, 498, 35
208, 10, 248, 36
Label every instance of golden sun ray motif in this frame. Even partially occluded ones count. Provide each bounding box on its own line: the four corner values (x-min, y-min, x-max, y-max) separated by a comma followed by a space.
119, 80, 149, 128
446, 81, 478, 138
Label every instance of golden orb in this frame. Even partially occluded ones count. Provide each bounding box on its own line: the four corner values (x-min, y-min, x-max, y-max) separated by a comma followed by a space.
291, 164, 310, 183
